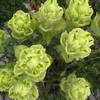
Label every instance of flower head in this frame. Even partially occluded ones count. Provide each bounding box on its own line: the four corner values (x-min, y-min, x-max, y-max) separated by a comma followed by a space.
60, 73, 91, 100
37, 0, 65, 44
65, 0, 93, 27
9, 77, 39, 100
8, 10, 34, 39
39, 0, 63, 23
14, 44, 52, 82
0, 64, 14, 91
59, 28, 94, 62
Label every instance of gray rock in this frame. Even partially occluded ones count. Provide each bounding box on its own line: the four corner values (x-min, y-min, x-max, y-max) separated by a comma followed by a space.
89, 95, 96, 100
5, 95, 12, 100
94, 89, 100, 100
0, 95, 3, 100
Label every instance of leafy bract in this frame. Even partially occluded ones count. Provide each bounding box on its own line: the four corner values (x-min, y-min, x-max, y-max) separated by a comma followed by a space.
14, 45, 28, 60
90, 12, 100, 37
0, 29, 6, 52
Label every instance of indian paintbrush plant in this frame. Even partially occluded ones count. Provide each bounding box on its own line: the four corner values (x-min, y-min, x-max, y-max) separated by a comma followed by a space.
0, 0, 100, 100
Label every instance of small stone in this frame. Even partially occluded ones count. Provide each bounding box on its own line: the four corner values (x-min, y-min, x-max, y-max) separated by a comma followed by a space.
89, 95, 96, 100
0, 95, 3, 100
5, 95, 12, 100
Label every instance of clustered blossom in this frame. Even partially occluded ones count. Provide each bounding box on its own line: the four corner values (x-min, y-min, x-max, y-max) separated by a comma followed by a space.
60, 73, 91, 100
59, 28, 94, 62
0, 29, 6, 52
90, 12, 100, 37
0, 67, 13, 91
39, 0, 63, 23
8, 44, 52, 99
9, 77, 39, 100
65, 0, 93, 29
37, 0, 66, 44
8, 10, 35, 39
0, 63, 39, 100
14, 44, 52, 82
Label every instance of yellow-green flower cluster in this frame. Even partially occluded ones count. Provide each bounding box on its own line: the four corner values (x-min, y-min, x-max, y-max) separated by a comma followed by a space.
0, 29, 6, 52
8, 10, 34, 39
9, 77, 39, 100
39, 0, 63, 24
65, 0, 93, 28
0, 68, 13, 91
90, 13, 100, 37
60, 73, 91, 100
0, 63, 39, 100
37, 0, 66, 44
14, 44, 52, 82
59, 28, 94, 62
